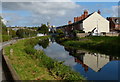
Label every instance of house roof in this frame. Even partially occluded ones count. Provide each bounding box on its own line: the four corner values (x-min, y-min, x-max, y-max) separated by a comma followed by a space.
56, 12, 94, 29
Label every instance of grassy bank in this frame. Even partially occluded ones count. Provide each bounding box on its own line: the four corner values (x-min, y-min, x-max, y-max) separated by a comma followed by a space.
4, 36, 85, 80
0, 34, 2, 43
57, 36, 120, 57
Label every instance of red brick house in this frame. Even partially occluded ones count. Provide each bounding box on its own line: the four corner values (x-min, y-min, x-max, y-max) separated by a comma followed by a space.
107, 17, 120, 31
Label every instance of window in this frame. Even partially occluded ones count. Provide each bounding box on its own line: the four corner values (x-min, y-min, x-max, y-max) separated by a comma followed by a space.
115, 19, 119, 24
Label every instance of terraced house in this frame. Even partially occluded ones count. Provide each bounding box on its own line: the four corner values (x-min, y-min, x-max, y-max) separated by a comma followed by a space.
57, 10, 109, 35
107, 17, 120, 32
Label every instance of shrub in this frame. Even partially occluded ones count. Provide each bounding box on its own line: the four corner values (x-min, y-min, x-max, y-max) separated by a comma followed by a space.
2, 35, 12, 42
16, 29, 37, 38
38, 38, 49, 49
24, 46, 36, 55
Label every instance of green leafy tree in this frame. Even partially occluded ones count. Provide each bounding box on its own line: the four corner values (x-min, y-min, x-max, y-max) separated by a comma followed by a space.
16, 29, 24, 38
38, 24, 48, 35
9, 29, 17, 38
0, 16, 6, 27
38, 38, 49, 49
56, 29, 64, 34
2, 27, 7, 35
16, 29, 37, 38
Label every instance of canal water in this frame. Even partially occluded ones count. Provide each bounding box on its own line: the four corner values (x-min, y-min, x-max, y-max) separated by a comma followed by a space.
34, 38, 120, 80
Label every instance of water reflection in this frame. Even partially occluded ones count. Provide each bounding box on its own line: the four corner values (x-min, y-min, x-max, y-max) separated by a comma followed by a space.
65, 47, 120, 72
38, 38, 49, 49
35, 39, 120, 72
34, 38, 120, 80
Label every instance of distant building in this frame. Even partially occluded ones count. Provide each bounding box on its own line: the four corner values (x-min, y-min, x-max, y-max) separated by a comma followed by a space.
47, 22, 56, 33
51, 25, 56, 33
107, 17, 120, 31
37, 33, 44, 36
47, 22, 51, 32
47, 22, 52, 32
57, 10, 109, 35
11, 28, 20, 31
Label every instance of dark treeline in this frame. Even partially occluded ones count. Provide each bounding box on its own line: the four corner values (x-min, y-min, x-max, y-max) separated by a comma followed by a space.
16, 29, 37, 38
1, 16, 50, 42
1, 26, 37, 42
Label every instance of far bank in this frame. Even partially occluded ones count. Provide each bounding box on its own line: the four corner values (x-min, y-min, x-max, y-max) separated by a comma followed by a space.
55, 35, 120, 57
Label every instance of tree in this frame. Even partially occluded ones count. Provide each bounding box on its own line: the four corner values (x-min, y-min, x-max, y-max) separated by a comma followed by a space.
56, 29, 64, 34
2, 27, 7, 35
38, 24, 48, 35
9, 28, 17, 38
0, 16, 6, 27
16, 29, 37, 38
38, 38, 49, 49
16, 29, 24, 38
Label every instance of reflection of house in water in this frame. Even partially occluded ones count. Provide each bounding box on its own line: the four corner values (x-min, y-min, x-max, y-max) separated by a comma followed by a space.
49, 37, 55, 44
65, 47, 120, 72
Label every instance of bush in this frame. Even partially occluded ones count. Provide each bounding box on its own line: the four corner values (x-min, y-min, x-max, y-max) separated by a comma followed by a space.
38, 38, 49, 49
24, 46, 36, 55
37, 24, 49, 35
2, 35, 12, 42
16, 29, 37, 38
56, 29, 64, 35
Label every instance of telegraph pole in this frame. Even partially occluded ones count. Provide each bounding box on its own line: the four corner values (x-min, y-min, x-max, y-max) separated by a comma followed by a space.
7, 28, 9, 36
97, 20, 98, 36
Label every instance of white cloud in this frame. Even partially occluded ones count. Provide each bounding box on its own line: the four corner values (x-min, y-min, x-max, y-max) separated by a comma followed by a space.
111, 6, 120, 17
1, 19, 7, 25
4, 2, 118, 27
2, 0, 119, 2
35, 43, 77, 67
102, 5, 119, 17
2, 0, 72, 2
2, 2, 82, 26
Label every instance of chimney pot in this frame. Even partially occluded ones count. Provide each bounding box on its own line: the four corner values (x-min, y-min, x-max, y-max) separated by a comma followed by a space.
68, 21, 72, 24
98, 10, 101, 14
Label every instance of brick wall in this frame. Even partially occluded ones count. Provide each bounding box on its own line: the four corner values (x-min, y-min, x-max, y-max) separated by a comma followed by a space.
106, 33, 119, 36
77, 33, 88, 37
74, 10, 88, 22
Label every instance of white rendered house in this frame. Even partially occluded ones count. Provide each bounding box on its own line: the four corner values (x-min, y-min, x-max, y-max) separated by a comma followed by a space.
83, 12, 109, 33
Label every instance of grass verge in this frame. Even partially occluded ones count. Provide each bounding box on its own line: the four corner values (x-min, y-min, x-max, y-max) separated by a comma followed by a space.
4, 36, 85, 80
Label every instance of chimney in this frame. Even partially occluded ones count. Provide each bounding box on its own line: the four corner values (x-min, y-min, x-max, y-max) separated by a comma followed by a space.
68, 21, 72, 24
84, 10, 88, 17
78, 17, 81, 21
98, 10, 101, 14
77, 17, 79, 21
81, 15, 84, 19
80, 17, 82, 20
74, 17, 76, 22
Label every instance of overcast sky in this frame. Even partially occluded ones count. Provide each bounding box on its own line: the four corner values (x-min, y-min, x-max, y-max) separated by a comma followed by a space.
1, 1, 119, 27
